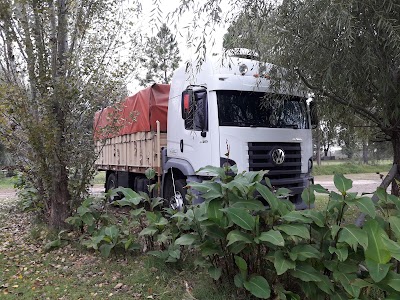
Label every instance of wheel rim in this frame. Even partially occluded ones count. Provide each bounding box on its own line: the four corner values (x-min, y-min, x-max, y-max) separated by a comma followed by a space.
170, 192, 184, 210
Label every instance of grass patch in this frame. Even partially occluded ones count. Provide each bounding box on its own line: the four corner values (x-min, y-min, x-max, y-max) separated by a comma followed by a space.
0, 201, 240, 300
92, 171, 106, 185
313, 161, 392, 176
0, 176, 14, 189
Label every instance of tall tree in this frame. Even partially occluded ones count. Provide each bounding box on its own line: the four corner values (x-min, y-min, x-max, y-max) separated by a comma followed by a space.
137, 23, 180, 86
220, 0, 400, 195
0, 0, 140, 228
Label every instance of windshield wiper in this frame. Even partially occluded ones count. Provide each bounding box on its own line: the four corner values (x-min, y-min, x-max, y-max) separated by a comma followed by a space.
283, 124, 299, 129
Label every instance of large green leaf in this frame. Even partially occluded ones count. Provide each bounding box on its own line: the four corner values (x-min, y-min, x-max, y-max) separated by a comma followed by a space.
208, 266, 222, 280
289, 244, 321, 261
318, 275, 335, 295
145, 168, 156, 179
200, 240, 221, 256
364, 219, 391, 264
366, 259, 391, 283
338, 224, 368, 251
234, 273, 245, 288
99, 244, 113, 258
243, 170, 268, 184
299, 210, 325, 227
229, 241, 247, 254
197, 165, 227, 179
333, 272, 360, 298
290, 264, 322, 282
244, 276, 271, 299
81, 213, 95, 226
274, 250, 295, 275
230, 198, 265, 211
224, 207, 255, 231
381, 271, 400, 292
225, 176, 251, 195
234, 255, 248, 271
154, 217, 168, 227
255, 182, 279, 212
375, 187, 388, 203
329, 246, 349, 262
382, 235, 400, 261
333, 174, 352, 194
275, 224, 310, 240
281, 211, 311, 223
145, 211, 160, 223
205, 225, 226, 240
354, 196, 376, 218
77, 206, 91, 216
387, 194, 400, 210
114, 187, 143, 205
207, 199, 223, 221
259, 230, 285, 247
188, 181, 223, 201
139, 227, 158, 236
104, 225, 119, 241
311, 184, 330, 194
175, 234, 198, 246
226, 230, 253, 247
389, 216, 400, 240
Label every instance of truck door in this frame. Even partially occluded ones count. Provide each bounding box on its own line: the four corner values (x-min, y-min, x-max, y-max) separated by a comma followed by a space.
180, 87, 212, 171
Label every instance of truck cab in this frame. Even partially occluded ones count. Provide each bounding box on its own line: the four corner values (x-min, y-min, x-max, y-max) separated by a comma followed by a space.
163, 51, 314, 209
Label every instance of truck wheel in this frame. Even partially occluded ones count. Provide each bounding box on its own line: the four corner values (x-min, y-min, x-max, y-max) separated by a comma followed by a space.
164, 177, 187, 211
106, 173, 119, 202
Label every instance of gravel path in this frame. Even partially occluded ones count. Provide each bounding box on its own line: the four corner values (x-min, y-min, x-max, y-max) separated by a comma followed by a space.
0, 174, 392, 201
314, 173, 390, 195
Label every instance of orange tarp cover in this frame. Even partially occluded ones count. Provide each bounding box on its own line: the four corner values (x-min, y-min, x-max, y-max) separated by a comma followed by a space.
94, 84, 169, 139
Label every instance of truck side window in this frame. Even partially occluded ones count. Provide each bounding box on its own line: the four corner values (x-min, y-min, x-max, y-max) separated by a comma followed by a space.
182, 88, 208, 131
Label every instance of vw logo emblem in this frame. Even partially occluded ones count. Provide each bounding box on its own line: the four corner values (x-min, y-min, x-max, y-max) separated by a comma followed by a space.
271, 148, 285, 165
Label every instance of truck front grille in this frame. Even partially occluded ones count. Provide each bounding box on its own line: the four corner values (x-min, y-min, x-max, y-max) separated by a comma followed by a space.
248, 142, 303, 194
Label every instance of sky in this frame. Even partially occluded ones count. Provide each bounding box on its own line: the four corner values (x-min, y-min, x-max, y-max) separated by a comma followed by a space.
127, 0, 231, 92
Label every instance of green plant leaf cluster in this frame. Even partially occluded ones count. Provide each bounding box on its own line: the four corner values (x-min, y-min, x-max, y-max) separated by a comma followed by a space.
68, 167, 400, 299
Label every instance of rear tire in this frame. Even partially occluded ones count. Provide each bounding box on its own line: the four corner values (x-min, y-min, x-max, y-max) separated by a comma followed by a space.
164, 177, 187, 211
106, 173, 119, 202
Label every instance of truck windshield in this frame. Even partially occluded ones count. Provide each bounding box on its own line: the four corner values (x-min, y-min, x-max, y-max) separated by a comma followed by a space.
217, 90, 309, 129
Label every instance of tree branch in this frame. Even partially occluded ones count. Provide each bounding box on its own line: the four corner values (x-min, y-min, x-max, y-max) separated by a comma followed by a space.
295, 68, 382, 125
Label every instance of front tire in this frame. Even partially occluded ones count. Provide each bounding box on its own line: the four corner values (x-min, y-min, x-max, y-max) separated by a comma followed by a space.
164, 177, 187, 211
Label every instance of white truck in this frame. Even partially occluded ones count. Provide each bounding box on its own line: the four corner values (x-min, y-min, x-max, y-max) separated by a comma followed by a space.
95, 50, 317, 210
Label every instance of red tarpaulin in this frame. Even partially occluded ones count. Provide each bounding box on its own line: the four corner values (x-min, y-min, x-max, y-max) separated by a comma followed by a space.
94, 84, 169, 139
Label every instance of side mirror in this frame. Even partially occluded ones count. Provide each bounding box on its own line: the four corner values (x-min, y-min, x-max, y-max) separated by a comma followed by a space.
193, 89, 208, 132
309, 101, 318, 129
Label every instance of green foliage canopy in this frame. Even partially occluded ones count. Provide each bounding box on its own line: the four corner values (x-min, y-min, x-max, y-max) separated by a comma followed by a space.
0, 0, 140, 228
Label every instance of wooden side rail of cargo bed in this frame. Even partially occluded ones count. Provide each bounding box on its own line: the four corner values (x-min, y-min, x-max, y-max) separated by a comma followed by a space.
95, 130, 167, 174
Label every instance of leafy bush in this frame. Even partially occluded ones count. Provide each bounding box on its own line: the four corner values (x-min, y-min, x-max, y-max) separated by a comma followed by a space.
14, 172, 42, 213
68, 166, 400, 299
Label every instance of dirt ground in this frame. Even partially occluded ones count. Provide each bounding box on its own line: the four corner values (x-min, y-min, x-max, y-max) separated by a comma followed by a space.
0, 173, 391, 201
314, 173, 391, 195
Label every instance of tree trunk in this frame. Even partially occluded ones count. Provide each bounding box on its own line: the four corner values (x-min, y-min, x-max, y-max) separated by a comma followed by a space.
362, 141, 368, 164
392, 132, 400, 197
316, 127, 321, 166
49, 164, 71, 229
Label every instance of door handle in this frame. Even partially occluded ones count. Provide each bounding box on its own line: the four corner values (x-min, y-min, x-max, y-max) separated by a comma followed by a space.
180, 139, 184, 152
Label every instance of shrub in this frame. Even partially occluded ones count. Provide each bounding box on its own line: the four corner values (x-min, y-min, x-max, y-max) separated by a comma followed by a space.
68, 166, 400, 299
